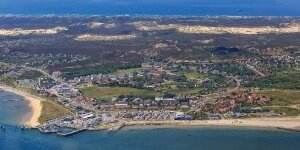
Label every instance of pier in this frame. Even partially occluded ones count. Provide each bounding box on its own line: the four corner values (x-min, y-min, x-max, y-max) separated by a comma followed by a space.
111, 122, 125, 132
56, 128, 86, 137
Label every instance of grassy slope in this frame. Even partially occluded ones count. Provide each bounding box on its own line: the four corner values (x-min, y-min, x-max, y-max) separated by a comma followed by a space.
253, 89, 300, 116
39, 100, 72, 124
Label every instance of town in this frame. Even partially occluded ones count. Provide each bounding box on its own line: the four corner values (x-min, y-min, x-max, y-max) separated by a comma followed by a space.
1, 48, 298, 135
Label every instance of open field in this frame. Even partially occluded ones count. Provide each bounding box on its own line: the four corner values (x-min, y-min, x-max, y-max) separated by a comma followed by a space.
80, 86, 161, 99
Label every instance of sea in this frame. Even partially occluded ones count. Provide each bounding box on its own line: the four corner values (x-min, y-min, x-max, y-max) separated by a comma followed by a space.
0, 0, 300, 16
1, 92, 300, 150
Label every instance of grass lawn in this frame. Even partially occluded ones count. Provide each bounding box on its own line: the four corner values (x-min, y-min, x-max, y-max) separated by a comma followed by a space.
159, 81, 205, 95
176, 71, 207, 79
39, 100, 72, 124
80, 86, 161, 99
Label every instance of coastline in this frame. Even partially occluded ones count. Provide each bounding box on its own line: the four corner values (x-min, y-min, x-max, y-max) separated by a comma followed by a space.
0, 84, 43, 127
0, 85, 300, 133
121, 117, 300, 132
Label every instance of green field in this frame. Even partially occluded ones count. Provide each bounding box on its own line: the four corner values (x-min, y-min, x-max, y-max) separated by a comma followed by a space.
176, 71, 208, 79
159, 81, 204, 95
80, 86, 161, 99
113, 67, 142, 74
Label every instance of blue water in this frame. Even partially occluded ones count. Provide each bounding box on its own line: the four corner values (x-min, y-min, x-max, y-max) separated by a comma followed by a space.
1, 0, 300, 16
0, 91, 31, 125
1, 91, 300, 150
1, 125, 300, 150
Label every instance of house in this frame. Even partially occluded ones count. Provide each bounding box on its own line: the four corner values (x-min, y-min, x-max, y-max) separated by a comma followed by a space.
207, 113, 221, 120
115, 102, 130, 109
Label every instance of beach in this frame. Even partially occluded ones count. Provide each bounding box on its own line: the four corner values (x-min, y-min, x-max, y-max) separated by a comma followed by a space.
0, 85, 43, 127
124, 117, 300, 132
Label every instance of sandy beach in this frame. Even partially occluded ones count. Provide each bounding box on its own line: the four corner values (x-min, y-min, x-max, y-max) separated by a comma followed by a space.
125, 117, 300, 132
0, 85, 43, 127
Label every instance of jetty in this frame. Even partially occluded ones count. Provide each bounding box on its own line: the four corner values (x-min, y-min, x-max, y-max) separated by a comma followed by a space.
111, 122, 125, 132
56, 128, 86, 137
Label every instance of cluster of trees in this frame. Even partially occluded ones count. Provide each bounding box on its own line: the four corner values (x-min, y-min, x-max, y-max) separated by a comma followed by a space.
213, 63, 254, 76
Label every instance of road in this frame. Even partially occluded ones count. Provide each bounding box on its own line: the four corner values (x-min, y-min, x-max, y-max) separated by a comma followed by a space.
26, 67, 61, 82
227, 76, 241, 94
245, 64, 265, 77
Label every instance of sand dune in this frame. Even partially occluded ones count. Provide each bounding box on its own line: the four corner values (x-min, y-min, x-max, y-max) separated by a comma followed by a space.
0, 26, 67, 36
74, 34, 137, 41
134, 22, 300, 35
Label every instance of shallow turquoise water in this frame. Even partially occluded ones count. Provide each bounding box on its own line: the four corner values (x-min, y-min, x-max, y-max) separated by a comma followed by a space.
1, 91, 300, 150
